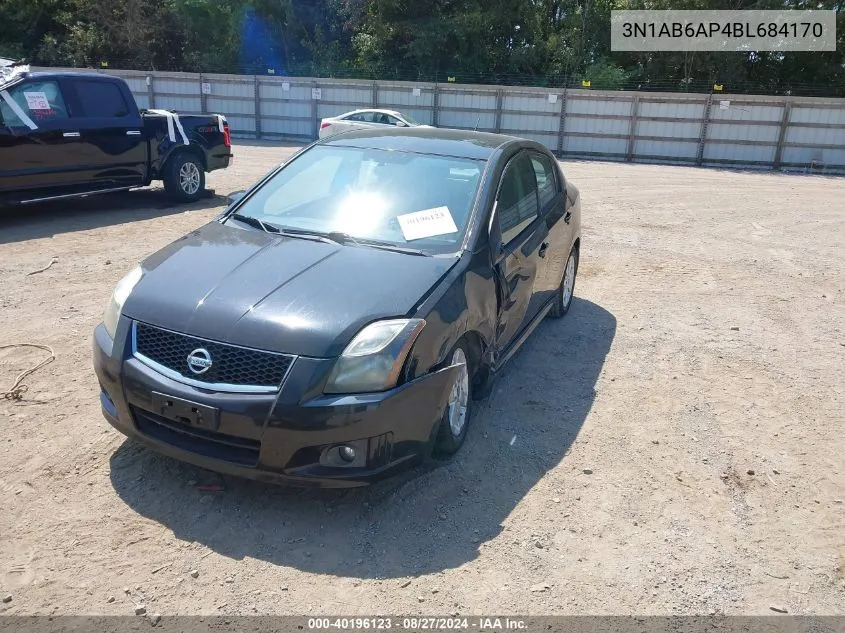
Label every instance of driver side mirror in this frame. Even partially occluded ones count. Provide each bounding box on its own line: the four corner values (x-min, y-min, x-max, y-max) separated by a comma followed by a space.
395, 121, 406, 127
226, 190, 246, 205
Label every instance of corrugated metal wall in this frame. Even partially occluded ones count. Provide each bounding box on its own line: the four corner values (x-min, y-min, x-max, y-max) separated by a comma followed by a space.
42, 67, 845, 174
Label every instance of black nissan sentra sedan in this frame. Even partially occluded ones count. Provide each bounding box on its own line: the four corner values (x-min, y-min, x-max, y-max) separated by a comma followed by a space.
93, 128, 581, 487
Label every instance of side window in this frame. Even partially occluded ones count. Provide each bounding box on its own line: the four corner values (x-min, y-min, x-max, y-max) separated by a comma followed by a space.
496, 153, 539, 245
387, 115, 405, 127
530, 154, 558, 208
73, 80, 130, 118
0, 80, 69, 126
347, 112, 376, 123
374, 112, 392, 125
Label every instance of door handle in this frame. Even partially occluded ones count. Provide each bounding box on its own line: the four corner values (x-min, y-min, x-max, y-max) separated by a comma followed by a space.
62, 132, 80, 138
126, 130, 141, 136
538, 242, 549, 258
564, 211, 572, 224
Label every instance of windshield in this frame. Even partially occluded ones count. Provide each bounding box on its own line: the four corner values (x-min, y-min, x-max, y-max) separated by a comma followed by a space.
228, 145, 484, 255
402, 113, 420, 126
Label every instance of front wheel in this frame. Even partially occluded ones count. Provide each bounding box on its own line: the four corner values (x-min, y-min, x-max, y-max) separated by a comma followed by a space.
549, 245, 578, 318
163, 153, 205, 202
434, 344, 473, 457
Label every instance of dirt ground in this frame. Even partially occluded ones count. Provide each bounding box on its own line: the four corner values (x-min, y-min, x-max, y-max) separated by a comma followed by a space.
1, 142, 843, 617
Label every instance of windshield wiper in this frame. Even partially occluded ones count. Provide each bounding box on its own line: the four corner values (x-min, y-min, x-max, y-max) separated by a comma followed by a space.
336, 234, 432, 257
228, 215, 336, 244
229, 213, 280, 234
272, 226, 342, 245
226, 218, 430, 255
302, 230, 430, 256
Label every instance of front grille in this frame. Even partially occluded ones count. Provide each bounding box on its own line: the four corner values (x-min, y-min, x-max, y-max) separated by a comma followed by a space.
132, 406, 261, 466
133, 322, 294, 389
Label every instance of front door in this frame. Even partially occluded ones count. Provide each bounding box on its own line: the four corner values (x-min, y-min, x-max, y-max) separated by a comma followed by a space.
0, 78, 79, 197
491, 151, 548, 355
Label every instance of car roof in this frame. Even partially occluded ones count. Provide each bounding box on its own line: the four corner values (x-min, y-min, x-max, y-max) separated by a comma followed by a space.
20, 71, 122, 81
321, 127, 523, 160
339, 108, 403, 118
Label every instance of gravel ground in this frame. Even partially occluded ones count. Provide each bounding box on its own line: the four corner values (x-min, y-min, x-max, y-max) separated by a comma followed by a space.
0, 142, 843, 617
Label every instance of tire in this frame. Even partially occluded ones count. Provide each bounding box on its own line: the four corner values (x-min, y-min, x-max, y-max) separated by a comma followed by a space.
163, 152, 205, 202
433, 342, 473, 457
549, 245, 579, 319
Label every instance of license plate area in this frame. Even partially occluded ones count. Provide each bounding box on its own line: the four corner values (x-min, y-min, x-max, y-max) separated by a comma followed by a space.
151, 392, 219, 432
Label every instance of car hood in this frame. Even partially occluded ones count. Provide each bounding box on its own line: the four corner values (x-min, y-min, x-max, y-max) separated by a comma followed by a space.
123, 221, 457, 358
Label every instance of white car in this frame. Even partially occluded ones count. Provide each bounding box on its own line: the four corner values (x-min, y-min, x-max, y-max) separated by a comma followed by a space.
319, 109, 427, 139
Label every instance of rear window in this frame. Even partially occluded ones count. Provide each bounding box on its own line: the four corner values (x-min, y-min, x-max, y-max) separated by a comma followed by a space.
73, 80, 130, 118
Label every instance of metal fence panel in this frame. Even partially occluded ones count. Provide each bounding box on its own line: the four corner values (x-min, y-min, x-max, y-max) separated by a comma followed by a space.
503, 94, 559, 114
223, 115, 256, 133
155, 95, 201, 113
264, 101, 310, 119
790, 106, 845, 125
703, 142, 776, 164
520, 132, 559, 148
319, 85, 372, 107
566, 117, 630, 135
438, 110, 496, 132
639, 100, 706, 120
378, 87, 435, 109
207, 97, 252, 116
211, 80, 253, 99
564, 135, 628, 157
707, 122, 780, 142
30, 66, 845, 172
637, 120, 700, 140
501, 113, 558, 134
568, 96, 634, 117
259, 81, 311, 101
785, 126, 845, 146
781, 145, 845, 167
635, 139, 698, 160
261, 118, 311, 138
438, 90, 497, 111
711, 103, 782, 123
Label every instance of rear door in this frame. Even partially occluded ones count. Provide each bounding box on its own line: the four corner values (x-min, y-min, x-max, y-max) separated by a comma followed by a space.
63, 77, 147, 187
491, 151, 547, 354
526, 151, 571, 312
0, 78, 79, 196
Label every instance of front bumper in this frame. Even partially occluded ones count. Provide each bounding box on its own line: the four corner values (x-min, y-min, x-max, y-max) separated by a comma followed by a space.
93, 320, 458, 487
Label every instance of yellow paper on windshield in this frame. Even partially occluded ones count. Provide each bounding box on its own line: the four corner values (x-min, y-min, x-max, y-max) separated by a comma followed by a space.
396, 206, 458, 241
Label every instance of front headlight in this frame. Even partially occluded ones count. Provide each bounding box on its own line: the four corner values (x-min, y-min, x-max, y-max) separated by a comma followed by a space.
103, 265, 143, 339
324, 318, 426, 394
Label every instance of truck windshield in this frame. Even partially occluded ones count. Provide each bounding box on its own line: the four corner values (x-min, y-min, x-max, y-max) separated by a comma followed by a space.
227, 145, 484, 255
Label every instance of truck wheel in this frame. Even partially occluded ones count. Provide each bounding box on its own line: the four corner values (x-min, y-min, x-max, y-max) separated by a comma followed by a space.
163, 153, 205, 202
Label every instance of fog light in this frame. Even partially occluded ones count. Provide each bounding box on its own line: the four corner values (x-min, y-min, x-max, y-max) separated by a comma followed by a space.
319, 440, 367, 468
